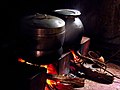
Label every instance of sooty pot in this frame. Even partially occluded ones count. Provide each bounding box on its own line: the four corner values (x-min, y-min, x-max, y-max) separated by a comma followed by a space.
18, 13, 65, 64
52, 9, 84, 51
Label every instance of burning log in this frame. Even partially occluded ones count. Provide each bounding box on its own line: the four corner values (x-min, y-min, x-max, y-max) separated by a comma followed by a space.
54, 83, 74, 90
46, 83, 56, 90
18, 57, 84, 89
76, 50, 120, 79
47, 73, 85, 88
70, 61, 114, 84
70, 50, 115, 84
77, 64, 114, 84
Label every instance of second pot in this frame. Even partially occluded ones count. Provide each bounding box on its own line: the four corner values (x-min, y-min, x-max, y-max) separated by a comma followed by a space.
52, 9, 84, 51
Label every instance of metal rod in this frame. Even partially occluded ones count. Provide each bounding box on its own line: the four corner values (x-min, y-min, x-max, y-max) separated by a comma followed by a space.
77, 51, 106, 66
77, 51, 120, 79
58, 51, 71, 60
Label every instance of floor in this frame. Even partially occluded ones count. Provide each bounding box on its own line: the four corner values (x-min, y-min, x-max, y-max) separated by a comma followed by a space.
74, 63, 120, 90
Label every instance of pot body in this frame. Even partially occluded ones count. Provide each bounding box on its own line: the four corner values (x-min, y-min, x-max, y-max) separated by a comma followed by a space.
52, 9, 84, 51
18, 14, 65, 64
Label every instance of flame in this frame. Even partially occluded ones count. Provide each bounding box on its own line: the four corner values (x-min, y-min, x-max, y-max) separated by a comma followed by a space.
46, 64, 58, 88
98, 56, 105, 63
40, 64, 57, 74
40, 64, 58, 89
70, 50, 81, 63
70, 50, 78, 60
40, 65, 48, 69
47, 79, 57, 86
18, 58, 25, 63
47, 64, 57, 74
18, 58, 59, 89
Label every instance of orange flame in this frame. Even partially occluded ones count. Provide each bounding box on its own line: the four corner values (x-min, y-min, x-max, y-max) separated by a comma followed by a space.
40, 64, 58, 88
70, 50, 82, 63
70, 50, 78, 60
18, 58, 25, 63
40, 65, 48, 69
40, 64, 57, 74
18, 58, 59, 89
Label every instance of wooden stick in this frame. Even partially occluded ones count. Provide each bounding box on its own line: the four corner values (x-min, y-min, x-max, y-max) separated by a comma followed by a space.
77, 51, 120, 79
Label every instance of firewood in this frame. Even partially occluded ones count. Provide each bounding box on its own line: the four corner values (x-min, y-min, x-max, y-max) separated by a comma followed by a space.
48, 74, 85, 88
71, 62, 114, 84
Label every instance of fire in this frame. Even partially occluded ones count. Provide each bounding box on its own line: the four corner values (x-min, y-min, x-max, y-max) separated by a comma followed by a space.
40, 64, 59, 89
18, 58, 39, 66
70, 50, 78, 60
18, 58, 60, 89
40, 65, 48, 69
18, 58, 25, 63
40, 64, 57, 74
70, 50, 82, 63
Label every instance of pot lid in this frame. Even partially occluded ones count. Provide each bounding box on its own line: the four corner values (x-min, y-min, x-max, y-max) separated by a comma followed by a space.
53, 9, 81, 16
23, 13, 65, 28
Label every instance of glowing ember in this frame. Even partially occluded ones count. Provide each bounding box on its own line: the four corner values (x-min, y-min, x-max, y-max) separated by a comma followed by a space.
18, 58, 39, 66
70, 50, 77, 60
40, 65, 48, 69
40, 64, 59, 89
18, 58, 60, 89
47, 64, 57, 74
18, 58, 25, 63
47, 79, 57, 86
70, 50, 82, 63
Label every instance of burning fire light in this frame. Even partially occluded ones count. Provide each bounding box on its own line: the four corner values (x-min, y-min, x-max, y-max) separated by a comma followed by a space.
18, 58, 39, 66
70, 50, 82, 63
18, 58, 25, 63
40, 64, 59, 89
18, 58, 59, 89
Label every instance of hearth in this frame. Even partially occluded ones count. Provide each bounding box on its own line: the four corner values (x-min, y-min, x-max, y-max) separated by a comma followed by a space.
16, 36, 91, 90
17, 50, 85, 90
17, 36, 119, 90
17, 48, 117, 90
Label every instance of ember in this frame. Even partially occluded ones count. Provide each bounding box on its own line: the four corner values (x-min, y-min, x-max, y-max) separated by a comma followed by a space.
70, 50, 83, 64
40, 64, 59, 89
18, 48, 120, 90
18, 49, 120, 90
18, 53, 85, 90
18, 58, 39, 66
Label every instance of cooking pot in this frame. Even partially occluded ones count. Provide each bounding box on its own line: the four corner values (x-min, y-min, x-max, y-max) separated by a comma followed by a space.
52, 9, 84, 51
18, 13, 65, 64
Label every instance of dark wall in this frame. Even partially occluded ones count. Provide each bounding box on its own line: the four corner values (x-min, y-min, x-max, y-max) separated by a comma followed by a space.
6, 0, 119, 71
7, 0, 103, 44
5, 0, 120, 70
5, 1, 103, 89
89, 0, 120, 64
4, 0, 120, 89
6, 0, 103, 54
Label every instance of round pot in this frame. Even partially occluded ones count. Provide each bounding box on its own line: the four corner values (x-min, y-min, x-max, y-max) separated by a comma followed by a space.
18, 13, 65, 64
52, 9, 84, 51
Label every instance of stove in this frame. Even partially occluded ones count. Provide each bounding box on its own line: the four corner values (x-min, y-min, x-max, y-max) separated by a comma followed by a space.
16, 37, 91, 90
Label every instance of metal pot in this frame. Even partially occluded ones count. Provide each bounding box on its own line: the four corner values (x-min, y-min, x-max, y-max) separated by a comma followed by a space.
18, 13, 65, 64
52, 9, 84, 51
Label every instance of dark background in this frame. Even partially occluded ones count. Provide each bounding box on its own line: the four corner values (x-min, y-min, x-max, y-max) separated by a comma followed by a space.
6, 0, 120, 63
3, 0, 120, 89
5, 0, 103, 66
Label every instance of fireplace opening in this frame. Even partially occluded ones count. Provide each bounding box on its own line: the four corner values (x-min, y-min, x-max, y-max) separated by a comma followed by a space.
17, 50, 85, 90
16, 36, 90, 90
17, 36, 117, 90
